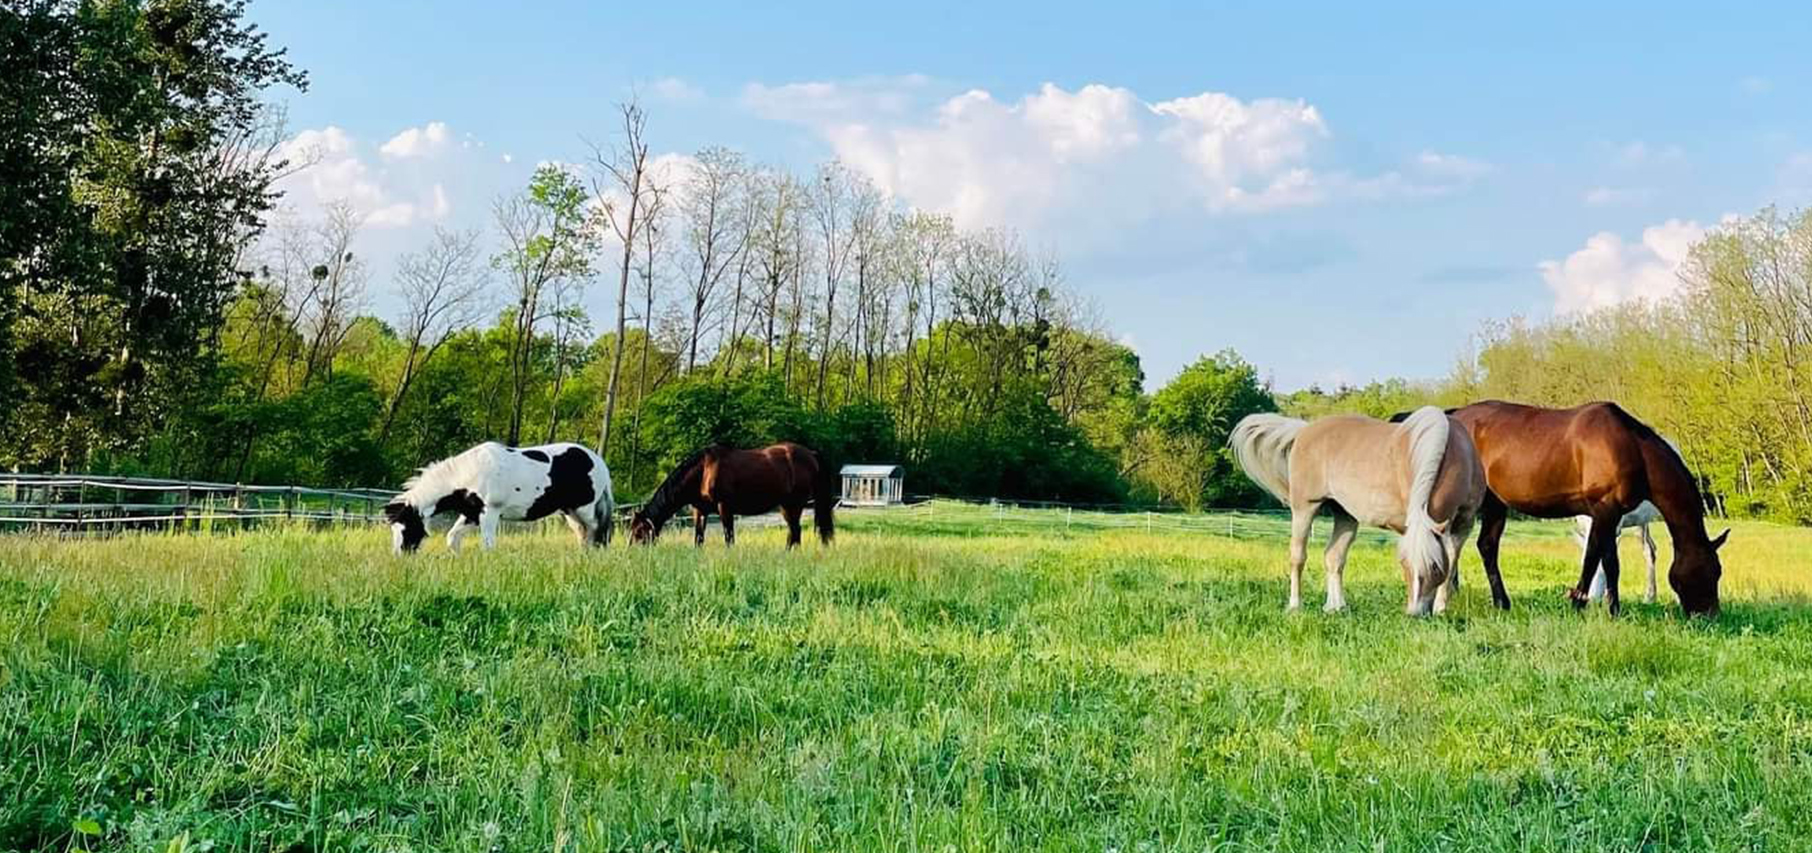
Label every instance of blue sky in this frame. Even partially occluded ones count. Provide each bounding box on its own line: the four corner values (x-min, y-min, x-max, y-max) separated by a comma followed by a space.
249, 1, 1812, 390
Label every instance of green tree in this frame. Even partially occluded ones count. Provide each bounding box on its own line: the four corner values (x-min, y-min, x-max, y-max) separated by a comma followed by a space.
0, 0, 306, 470
1139, 350, 1277, 507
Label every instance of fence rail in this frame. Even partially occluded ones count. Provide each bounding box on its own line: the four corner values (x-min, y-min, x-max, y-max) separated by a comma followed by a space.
0, 472, 401, 530
0, 473, 1576, 544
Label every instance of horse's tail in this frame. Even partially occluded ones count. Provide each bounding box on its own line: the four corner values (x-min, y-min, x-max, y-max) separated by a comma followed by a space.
1229, 413, 1307, 506
1398, 406, 1451, 614
811, 449, 836, 545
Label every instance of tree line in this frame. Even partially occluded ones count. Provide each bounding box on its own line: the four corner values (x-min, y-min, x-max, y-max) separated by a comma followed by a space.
7, 1, 1808, 519
1282, 207, 1812, 523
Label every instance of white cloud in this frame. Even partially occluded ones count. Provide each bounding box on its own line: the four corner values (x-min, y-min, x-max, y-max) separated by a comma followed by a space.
379, 121, 452, 159
744, 77, 1483, 240
742, 74, 934, 123
1414, 150, 1492, 180
1539, 219, 1706, 313
1582, 186, 1655, 207
648, 77, 704, 102
1609, 140, 1685, 169
1779, 152, 1812, 201
274, 124, 467, 229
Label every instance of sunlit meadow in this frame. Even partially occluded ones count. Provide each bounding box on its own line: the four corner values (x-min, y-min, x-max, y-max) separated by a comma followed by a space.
3, 504, 1811, 851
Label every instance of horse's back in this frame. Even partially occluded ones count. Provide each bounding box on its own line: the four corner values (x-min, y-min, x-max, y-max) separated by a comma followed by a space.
1294, 413, 1482, 529
1454, 400, 1647, 516
1293, 415, 1413, 524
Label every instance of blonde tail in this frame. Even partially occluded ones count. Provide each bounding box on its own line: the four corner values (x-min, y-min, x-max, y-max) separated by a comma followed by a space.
1398, 406, 1451, 614
1229, 413, 1308, 506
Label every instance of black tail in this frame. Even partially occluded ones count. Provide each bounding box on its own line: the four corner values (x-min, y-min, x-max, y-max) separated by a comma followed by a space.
812, 452, 836, 544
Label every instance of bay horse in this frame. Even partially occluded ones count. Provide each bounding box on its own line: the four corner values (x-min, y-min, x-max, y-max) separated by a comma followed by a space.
1392, 401, 1727, 616
1231, 407, 1487, 615
384, 441, 615, 553
628, 442, 835, 547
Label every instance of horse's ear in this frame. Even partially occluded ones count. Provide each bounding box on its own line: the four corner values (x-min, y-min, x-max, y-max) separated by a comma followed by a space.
1711, 528, 1731, 550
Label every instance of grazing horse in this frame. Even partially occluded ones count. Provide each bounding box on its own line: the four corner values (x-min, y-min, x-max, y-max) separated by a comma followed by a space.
628, 442, 835, 547
1230, 407, 1487, 615
1575, 501, 1661, 604
384, 442, 614, 553
1393, 401, 1727, 616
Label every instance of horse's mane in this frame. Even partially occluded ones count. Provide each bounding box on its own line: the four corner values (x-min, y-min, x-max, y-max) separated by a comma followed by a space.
640, 444, 727, 523
398, 442, 504, 507
1603, 404, 1696, 487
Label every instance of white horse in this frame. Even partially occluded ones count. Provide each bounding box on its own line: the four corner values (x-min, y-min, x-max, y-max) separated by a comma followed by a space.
1575, 501, 1660, 603
384, 441, 614, 553
1231, 407, 1488, 616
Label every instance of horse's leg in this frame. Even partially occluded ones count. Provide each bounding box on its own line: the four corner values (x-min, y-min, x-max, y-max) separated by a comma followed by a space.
1435, 514, 1473, 615
720, 505, 735, 546
1322, 509, 1357, 613
693, 507, 707, 547
781, 505, 803, 548
1475, 495, 1512, 610
561, 510, 589, 547
1639, 523, 1659, 603
478, 507, 501, 550
1286, 500, 1320, 612
446, 516, 471, 554
1571, 513, 1619, 613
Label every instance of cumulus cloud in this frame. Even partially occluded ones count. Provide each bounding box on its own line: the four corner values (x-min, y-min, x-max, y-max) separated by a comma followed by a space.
742, 78, 1484, 240
274, 123, 466, 228
1582, 186, 1655, 207
648, 77, 705, 102
1539, 219, 1706, 313
1609, 140, 1685, 169
379, 121, 452, 159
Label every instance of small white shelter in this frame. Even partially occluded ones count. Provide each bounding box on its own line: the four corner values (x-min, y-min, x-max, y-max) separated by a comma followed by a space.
839, 464, 905, 506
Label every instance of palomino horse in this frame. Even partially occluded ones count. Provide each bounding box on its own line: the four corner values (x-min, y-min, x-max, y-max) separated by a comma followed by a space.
629, 442, 835, 547
384, 441, 615, 553
1231, 407, 1487, 615
1394, 401, 1727, 616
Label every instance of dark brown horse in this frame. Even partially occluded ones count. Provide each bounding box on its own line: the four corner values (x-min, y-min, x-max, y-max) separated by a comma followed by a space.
628, 442, 835, 547
1399, 401, 1727, 616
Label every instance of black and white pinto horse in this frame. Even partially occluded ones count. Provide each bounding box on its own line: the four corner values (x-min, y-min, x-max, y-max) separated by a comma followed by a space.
384, 442, 615, 553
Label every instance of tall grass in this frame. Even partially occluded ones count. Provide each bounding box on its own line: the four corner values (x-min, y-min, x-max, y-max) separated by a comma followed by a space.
2, 507, 1810, 851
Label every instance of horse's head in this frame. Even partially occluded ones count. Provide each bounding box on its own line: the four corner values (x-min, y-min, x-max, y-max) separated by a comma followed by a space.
384, 500, 427, 554
1670, 528, 1729, 617
628, 511, 659, 544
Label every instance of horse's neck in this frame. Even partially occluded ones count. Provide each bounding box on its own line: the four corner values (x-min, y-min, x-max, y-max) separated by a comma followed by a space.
401, 481, 453, 514
1643, 436, 1713, 553
647, 464, 702, 522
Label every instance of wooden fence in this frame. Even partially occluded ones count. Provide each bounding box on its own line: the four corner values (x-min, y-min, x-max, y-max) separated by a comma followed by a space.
0, 473, 399, 531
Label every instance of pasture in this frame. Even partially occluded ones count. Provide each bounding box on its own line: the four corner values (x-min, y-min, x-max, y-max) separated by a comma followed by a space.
3, 503, 1812, 851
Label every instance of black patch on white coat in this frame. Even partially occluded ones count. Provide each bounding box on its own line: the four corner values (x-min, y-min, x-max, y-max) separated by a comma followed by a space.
432, 489, 485, 525
522, 449, 550, 463
524, 446, 596, 521
385, 501, 427, 552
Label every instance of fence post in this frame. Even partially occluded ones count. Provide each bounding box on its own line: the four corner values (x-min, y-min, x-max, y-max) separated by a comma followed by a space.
1146, 510, 1152, 533
1066, 505, 1072, 531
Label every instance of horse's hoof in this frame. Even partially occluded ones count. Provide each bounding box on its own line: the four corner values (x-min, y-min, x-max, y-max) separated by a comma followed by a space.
1323, 602, 1347, 614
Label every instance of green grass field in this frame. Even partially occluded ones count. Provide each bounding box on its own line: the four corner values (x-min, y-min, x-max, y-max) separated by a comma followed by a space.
4, 503, 1812, 852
